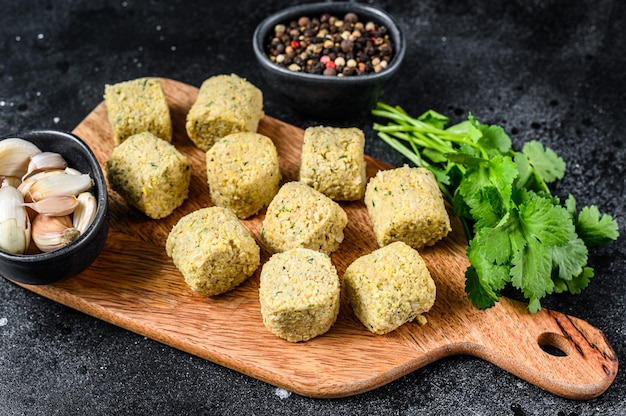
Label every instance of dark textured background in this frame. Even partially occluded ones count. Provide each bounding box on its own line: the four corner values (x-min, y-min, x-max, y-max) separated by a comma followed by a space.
1, 1, 624, 415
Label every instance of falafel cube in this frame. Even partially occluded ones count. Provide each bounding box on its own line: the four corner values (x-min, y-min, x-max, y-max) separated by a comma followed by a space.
344, 241, 436, 335
364, 165, 451, 249
166, 207, 260, 296
105, 132, 190, 219
104, 77, 172, 144
259, 248, 340, 342
206, 132, 281, 219
299, 126, 367, 201
261, 182, 348, 255
185, 74, 264, 151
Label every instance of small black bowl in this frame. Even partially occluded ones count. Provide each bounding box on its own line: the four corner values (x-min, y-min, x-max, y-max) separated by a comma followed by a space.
253, 2, 405, 119
0, 129, 109, 285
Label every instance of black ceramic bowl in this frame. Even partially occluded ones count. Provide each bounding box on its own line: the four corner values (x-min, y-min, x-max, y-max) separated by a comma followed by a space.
253, 2, 405, 119
0, 129, 109, 285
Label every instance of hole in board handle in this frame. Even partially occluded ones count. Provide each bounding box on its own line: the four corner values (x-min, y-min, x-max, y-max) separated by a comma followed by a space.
537, 332, 571, 357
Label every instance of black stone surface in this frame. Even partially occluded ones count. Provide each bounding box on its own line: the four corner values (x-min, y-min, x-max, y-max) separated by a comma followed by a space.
1, 1, 624, 415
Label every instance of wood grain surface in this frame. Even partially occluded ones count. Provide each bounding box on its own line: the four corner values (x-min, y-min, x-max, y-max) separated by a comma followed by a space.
14, 78, 617, 399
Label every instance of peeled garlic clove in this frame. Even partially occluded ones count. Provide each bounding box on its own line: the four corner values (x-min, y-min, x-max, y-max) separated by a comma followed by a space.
24, 195, 79, 216
31, 214, 80, 253
73, 192, 97, 233
28, 173, 93, 201
0, 138, 42, 178
0, 183, 31, 254
22, 151, 68, 181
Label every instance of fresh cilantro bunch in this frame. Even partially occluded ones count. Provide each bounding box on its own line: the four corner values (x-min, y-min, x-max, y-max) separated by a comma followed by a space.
372, 102, 619, 313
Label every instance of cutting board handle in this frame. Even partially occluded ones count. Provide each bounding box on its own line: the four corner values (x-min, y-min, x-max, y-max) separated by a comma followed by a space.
451, 301, 618, 400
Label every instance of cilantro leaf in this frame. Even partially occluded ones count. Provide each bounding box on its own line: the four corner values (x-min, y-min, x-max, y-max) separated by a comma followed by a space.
447, 119, 483, 143
553, 194, 618, 247
467, 186, 504, 229
576, 205, 620, 246
467, 228, 513, 287
518, 194, 574, 247
417, 109, 450, 130
510, 238, 554, 313
551, 237, 588, 280
482, 213, 526, 265
566, 267, 594, 294
445, 152, 485, 168
475, 122, 512, 156
514, 151, 533, 190
465, 266, 499, 309
522, 140, 566, 184
564, 193, 577, 217
486, 156, 518, 210
458, 156, 518, 229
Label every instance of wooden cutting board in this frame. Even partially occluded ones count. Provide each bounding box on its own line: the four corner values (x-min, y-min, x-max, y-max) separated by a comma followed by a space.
14, 78, 617, 400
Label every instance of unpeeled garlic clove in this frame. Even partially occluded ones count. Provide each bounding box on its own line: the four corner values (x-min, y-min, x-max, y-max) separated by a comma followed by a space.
18, 169, 66, 200
72, 192, 97, 233
24, 195, 79, 216
28, 173, 93, 201
31, 214, 80, 253
0, 138, 42, 178
22, 151, 68, 181
0, 183, 31, 254
64, 167, 83, 176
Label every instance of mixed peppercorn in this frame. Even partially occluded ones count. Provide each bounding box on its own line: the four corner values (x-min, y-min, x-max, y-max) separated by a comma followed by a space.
266, 12, 394, 76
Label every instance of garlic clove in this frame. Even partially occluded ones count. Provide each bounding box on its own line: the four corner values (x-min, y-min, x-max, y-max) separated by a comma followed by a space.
0, 183, 31, 254
64, 167, 83, 176
31, 214, 80, 253
0, 218, 30, 254
0, 138, 42, 178
28, 173, 93, 201
18, 169, 66, 200
23, 195, 79, 216
22, 151, 68, 181
72, 192, 97, 233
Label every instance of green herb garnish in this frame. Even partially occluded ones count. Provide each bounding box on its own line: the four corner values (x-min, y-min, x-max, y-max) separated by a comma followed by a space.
372, 102, 619, 313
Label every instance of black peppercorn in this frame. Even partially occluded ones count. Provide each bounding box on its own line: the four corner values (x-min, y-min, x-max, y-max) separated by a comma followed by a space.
344, 12, 358, 23
340, 39, 353, 53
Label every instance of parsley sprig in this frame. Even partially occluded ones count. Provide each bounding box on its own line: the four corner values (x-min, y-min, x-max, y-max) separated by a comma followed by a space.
372, 102, 619, 313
